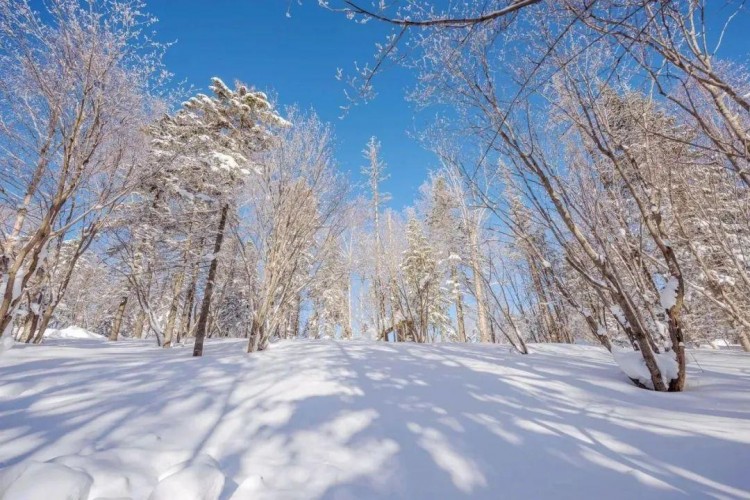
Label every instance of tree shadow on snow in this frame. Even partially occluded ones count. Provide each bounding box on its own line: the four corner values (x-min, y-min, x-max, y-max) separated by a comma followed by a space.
0, 339, 748, 499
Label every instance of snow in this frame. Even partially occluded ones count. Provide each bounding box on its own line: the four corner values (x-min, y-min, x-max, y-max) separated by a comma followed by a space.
660, 276, 679, 310
43, 326, 104, 341
149, 454, 225, 500
0, 339, 748, 499
610, 304, 628, 327
0, 270, 26, 338
211, 152, 242, 173
0, 461, 93, 500
0, 334, 13, 355
694, 338, 744, 350
612, 347, 679, 388
0, 269, 25, 306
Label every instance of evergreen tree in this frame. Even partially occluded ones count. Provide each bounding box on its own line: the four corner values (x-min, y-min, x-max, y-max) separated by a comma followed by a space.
400, 216, 451, 342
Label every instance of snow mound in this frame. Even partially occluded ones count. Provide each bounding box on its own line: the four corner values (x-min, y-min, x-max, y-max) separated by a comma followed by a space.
709, 338, 733, 349
0, 461, 93, 500
0, 333, 13, 354
612, 347, 679, 388
149, 454, 225, 500
45, 442, 195, 499
44, 326, 104, 340
52, 451, 148, 499
229, 475, 265, 499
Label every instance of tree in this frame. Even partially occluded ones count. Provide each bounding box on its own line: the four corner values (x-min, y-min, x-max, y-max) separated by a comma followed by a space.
362, 137, 390, 340
398, 215, 451, 342
237, 110, 349, 352
0, 0, 166, 339
418, 174, 474, 342
353, 1, 711, 389
147, 77, 289, 356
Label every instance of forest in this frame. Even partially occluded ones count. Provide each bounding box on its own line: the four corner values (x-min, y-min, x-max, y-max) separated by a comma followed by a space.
1, 1, 750, 391
1, 1, 750, 499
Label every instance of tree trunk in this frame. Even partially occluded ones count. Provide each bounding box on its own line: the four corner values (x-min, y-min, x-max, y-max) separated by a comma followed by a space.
109, 296, 128, 341
31, 309, 53, 344
344, 279, 353, 339
178, 264, 198, 343
1, 268, 23, 338
470, 228, 491, 342
344, 231, 355, 340
162, 271, 185, 347
0, 210, 58, 337
193, 205, 228, 357
133, 311, 146, 339
20, 312, 39, 343
739, 328, 750, 352
291, 293, 301, 339
206, 312, 216, 339
665, 276, 687, 392
452, 266, 467, 342
248, 320, 265, 353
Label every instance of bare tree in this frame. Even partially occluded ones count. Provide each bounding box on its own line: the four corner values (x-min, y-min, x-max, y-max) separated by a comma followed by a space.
0, 0, 166, 338
238, 110, 350, 352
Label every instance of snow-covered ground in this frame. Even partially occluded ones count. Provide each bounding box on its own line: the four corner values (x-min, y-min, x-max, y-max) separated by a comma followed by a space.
43, 326, 106, 341
0, 338, 748, 499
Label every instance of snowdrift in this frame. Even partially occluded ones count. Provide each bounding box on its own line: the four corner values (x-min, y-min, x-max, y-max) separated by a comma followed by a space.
0, 339, 748, 499
43, 326, 104, 341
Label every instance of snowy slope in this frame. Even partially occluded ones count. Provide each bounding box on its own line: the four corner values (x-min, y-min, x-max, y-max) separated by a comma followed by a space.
0, 339, 748, 499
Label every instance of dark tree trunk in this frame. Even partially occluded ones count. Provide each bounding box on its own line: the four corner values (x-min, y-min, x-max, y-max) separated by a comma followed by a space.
193, 205, 228, 357
21, 312, 39, 343
291, 293, 301, 339
248, 320, 265, 353
32, 310, 52, 344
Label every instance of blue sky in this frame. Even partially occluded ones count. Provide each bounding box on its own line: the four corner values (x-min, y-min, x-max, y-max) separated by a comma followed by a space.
24, 0, 750, 210
145, 0, 750, 211
147, 0, 436, 210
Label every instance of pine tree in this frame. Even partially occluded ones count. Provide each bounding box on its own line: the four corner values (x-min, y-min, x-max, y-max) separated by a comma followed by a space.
425, 175, 468, 342
400, 216, 450, 342
149, 78, 289, 356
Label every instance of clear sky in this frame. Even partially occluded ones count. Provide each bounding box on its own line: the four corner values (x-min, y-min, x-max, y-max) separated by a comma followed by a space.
147, 0, 436, 210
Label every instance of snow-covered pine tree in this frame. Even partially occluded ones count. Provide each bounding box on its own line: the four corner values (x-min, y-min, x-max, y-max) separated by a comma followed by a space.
423, 174, 468, 342
149, 77, 289, 356
399, 215, 451, 342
